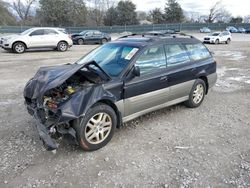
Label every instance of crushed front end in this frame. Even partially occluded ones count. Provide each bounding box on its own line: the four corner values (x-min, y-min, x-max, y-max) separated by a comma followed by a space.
23, 62, 113, 150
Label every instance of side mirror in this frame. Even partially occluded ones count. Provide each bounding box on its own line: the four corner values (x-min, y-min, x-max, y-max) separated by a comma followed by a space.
133, 66, 140, 77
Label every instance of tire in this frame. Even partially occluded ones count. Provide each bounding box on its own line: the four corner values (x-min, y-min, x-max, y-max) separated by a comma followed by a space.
77, 38, 84, 45
74, 103, 117, 151
184, 79, 206, 108
226, 38, 231, 44
57, 41, 68, 52
215, 39, 219, 45
13, 42, 26, 53
101, 38, 108, 44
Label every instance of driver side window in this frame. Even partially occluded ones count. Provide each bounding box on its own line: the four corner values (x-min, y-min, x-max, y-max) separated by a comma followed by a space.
135, 45, 166, 75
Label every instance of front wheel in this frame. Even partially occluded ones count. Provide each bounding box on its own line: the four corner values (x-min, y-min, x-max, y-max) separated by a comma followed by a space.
74, 103, 117, 151
215, 39, 219, 45
77, 38, 84, 45
57, 41, 68, 52
184, 79, 206, 108
13, 42, 26, 53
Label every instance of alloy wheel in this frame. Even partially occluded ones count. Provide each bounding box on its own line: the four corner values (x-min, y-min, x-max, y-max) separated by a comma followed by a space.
192, 84, 204, 104
84, 112, 112, 145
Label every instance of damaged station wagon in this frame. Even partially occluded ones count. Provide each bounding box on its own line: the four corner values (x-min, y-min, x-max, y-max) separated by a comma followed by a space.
24, 34, 217, 151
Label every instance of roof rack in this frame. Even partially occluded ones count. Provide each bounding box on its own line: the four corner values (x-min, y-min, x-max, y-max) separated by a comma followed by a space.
119, 33, 145, 39
117, 31, 196, 41
172, 32, 194, 38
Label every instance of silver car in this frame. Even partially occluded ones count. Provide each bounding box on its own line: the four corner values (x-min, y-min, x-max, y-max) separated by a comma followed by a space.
0, 27, 73, 53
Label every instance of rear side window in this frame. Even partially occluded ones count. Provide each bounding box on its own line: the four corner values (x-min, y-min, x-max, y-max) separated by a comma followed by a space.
185, 43, 211, 61
94, 31, 102, 35
44, 29, 58, 35
165, 44, 190, 66
135, 45, 166, 75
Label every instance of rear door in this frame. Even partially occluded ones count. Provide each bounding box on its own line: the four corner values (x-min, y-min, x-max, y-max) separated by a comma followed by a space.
93, 31, 102, 43
123, 45, 170, 117
84, 31, 94, 43
43, 29, 60, 47
165, 43, 212, 101
164, 43, 194, 101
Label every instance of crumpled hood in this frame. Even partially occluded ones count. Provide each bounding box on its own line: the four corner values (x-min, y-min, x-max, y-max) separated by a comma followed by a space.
24, 63, 86, 100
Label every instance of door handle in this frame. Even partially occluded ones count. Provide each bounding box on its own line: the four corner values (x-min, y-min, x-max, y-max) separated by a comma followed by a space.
160, 76, 168, 81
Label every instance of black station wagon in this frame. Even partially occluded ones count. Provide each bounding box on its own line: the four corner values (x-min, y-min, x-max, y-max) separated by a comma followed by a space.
24, 34, 217, 151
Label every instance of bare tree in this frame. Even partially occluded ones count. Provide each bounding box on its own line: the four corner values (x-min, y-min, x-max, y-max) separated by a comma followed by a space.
206, 1, 232, 23
86, 0, 118, 26
12, 0, 36, 23
243, 15, 250, 23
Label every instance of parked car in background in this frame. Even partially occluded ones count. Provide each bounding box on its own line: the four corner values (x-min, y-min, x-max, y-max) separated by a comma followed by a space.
0, 27, 73, 53
245, 28, 250, 33
203, 31, 232, 44
71, 30, 111, 45
237, 27, 246, 33
226, 26, 238, 33
200, 27, 211, 33
24, 33, 217, 151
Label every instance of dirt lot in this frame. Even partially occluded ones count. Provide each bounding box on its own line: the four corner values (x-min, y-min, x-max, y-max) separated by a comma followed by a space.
0, 33, 250, 188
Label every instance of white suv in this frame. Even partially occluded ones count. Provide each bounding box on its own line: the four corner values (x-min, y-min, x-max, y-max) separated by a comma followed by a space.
0, 27, 73, 53
203, 31, 232, 44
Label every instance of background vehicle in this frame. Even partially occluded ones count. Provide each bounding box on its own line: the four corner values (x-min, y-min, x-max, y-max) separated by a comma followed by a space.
226, 26, 238, 33
0, 27, 73, 53
200, 27, 211, 33
245, 28, 250, 33
24, 33, 217, 151
203, 31, 232, 44
238, 27, 246, 33
71, 30, 111, 45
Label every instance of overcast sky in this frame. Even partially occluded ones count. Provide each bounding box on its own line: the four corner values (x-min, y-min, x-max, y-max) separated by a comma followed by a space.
133, 0, 250, 17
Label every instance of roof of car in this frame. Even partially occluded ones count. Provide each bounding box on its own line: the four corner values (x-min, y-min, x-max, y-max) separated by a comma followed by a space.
112, 33, 201, 47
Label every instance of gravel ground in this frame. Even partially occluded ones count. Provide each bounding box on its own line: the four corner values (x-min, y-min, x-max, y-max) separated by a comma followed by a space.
0, 33, 250, 188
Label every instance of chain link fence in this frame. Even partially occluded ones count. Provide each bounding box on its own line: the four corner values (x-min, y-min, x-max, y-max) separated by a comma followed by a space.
1, 23, 250, 33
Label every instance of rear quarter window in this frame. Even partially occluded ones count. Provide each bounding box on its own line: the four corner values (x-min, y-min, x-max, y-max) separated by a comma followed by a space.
185, 43, 211, 61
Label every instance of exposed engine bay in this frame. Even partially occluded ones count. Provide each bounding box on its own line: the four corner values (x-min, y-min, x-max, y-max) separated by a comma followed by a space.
43, 67, 103, 110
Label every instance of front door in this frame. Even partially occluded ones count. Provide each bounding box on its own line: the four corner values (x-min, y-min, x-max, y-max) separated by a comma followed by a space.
124, 45, 170, 117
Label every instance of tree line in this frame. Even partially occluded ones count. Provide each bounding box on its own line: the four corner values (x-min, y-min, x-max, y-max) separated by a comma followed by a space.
0, 0, 250, 26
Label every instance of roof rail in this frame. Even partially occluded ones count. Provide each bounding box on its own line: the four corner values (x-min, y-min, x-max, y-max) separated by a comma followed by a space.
174, 32, 194, 38
119, 33, 140, 39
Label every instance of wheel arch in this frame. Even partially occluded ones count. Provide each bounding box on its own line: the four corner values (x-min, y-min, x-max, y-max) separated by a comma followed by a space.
12, 41, 27, 49
58, 40, 68, 45
96, 99, 122, 128
198, 76, 208, 94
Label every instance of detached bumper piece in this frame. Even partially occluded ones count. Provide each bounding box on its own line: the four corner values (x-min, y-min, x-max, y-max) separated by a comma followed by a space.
33, 110, 58, 151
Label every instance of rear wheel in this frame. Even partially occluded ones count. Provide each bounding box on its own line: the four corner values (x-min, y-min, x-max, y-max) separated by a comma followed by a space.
226, 38, 231, 44
74, 103, 116, 151
13, 42, 26, 53
184, 79, 206, 108
77, 38, 84, 45
57, 41, 68, 52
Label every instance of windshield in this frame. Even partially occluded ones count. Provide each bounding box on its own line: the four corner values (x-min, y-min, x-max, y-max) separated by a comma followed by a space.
20, 28, 34, 35
76, 43, 139, 77
210, 33, 220, 36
